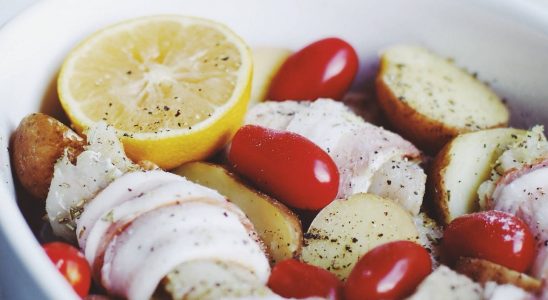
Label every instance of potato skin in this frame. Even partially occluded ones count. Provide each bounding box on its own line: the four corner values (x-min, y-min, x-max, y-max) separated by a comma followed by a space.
455, 257, 541, 293
375, 47, 509, 155
173, 161, 303, 264
427, 128, 527, 225
11, 113, 85, 200
375, 75, 458, 154
426, 139, 453, 225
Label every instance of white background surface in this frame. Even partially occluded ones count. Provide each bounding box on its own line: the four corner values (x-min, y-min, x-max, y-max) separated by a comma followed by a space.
0, 0, 36, 26
2, 0, 548, 34
0, 0, 548, 299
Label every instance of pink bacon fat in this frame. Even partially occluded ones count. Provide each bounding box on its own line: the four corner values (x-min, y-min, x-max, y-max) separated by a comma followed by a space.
487, 159, 548, 279
77, 171, 225, 267
100, 200, 270, 300
74, 170, 269, 300
76, 170, 188, 255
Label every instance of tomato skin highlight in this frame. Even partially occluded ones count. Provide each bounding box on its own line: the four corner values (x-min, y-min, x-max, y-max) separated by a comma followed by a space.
344, 241, 432, 300
268, 259, 343, 300
442, 210, 535, 272
43, 242, 91, 298
267, 37, 359, 101
228, 125, 339, 210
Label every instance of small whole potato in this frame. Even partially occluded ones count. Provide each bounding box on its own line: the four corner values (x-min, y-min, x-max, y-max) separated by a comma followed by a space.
11, 113, 85, 200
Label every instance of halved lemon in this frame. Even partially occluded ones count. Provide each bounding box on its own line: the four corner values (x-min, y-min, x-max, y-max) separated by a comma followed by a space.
58, 15, 252, 169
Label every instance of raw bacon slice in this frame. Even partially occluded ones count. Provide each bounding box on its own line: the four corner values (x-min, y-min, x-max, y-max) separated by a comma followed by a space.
81, 176, 226, 268
77, 170, 185, 255
100, 201, 270, 300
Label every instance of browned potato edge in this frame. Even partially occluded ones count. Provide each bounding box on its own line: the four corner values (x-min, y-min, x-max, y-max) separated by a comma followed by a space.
426, 138, 454, 225
11, 113, 85, 200
455, 257, 542, 293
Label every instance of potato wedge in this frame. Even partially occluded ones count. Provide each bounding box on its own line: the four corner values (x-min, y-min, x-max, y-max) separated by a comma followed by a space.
172, 162, 302, 264
455, 257, 542, 293
428, 128, 526, 224
250, 47, 292, 106
301, 193, 419, 280
376, 45, 509, 153
11, 113, 85, 199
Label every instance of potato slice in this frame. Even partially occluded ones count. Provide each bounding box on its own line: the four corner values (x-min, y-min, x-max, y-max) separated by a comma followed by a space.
301, 193, 419, 280
455, 257, 542, 293
250, 47, 292, 106
428, 128, 526, 224
376, 45, 509, 153
159, 260, 272, 300
172, 162, 302, 264
11, 113, 85, 199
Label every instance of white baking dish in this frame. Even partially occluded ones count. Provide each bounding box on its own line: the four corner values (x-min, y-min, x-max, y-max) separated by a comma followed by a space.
0, 0, 547, 299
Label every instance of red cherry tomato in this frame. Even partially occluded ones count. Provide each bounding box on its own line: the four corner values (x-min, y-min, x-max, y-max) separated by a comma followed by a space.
344, 241, 432, 300
267, 37, 359, 101
442, 210, 535, 272
228, 125, 339, 210
268, 259, 342, 300
43, 242, 91, 298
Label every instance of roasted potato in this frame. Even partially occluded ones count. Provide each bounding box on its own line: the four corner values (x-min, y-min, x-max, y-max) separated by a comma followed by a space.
160, 260, 270, 300
301, 193, 419, 280
376, 45, 509, 153
249, 47, 292, 106
11, 113, 85, 199
428, 128, 526, 224
172, 162, 302, 264
455, 257, 542, 293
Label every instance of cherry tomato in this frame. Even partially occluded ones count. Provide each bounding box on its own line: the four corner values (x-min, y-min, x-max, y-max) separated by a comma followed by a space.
267, 37, 359, 101
442, 210, 535, 272
228, 125, 339, 210
268, 259, 342, 300
43, 242, 91, 298
344, 241, 432, 300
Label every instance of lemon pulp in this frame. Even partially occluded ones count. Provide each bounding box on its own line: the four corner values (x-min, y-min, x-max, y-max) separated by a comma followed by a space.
58, 15, 253, 169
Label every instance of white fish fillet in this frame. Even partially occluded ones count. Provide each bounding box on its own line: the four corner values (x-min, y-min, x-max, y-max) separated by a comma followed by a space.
490, 165, 548, 279
478, 126, 548, 210
483, 282, 532, 300
46, 122, 138, 241
369, 159, 425, 215
247, 99, 423, 214
413, 213, 443, 267
479, 126, 548, 280
77, 170, 182, 257
101, 201, 270, 300
46, 123, 271, 300
78, 171, 226, 266
406, 266, 482, 300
